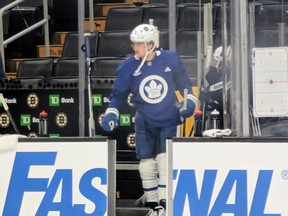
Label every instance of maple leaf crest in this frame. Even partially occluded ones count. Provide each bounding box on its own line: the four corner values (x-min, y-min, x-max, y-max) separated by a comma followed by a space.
144, 80, 162, 99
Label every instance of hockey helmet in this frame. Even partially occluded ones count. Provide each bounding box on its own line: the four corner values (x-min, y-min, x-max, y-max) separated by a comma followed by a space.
213, 46, 223, 62
130, 21, 159, 49
213, 45, 232, 62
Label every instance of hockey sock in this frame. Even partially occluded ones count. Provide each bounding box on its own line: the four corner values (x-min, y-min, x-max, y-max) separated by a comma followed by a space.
139, 159, 159, 203
156, 153, 166, 200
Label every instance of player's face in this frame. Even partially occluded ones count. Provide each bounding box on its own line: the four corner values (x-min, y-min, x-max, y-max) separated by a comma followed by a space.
132, 42, 147, 59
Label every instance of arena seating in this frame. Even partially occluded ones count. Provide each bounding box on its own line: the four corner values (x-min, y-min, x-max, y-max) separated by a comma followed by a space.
14, 58, 53, 88
62, 32, 99, 58
213, 3, 230, 31
52, 58, 78, 77
177, 3, 204, 30
49, 58, 79, 86
176, 30, 198, 57
181, 56, 198, 85
255, 28, 287, 47
105, 7, 143, 31
159, 30, 169, 50
97, 31, 133, 57
2, 1, 287, 215
91, 56, 126, 77
254, 2, 288, 29
142, 5, 169, 30
7, 6, 43, 58
50, 0, 78, 32
17, 58, 53, 80
90, 57, 125, 89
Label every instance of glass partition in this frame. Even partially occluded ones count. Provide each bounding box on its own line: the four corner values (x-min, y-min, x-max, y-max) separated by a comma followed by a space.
185, 0, 288, 138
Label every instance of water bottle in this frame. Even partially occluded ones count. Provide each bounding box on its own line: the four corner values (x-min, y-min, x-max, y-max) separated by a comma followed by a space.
211, 109, 220, 129
38, 110, 48, 137
194, 110, 203, 137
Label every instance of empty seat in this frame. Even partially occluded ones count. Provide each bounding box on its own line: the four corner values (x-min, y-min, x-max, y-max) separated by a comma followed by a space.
52, 58, 79, 77
51, 0, 78, 31
181, 56, 198, 77
181, 56, 198, 86
254, 3, 288, 29
15, 58, 53, 88
50, 58, 79, 87
62, 32, 99, 58
177, 4, 204, 30
17, 58, 53, 79
176, 30, 198, 57
97, 31, 133, 57
8, 6, 43, 58
213, 4, 230, 31
159, 30, 169, 50
91, 57, 126, 77
142, 6, 169, 30
105, 7, 142, 31
255, 28, 288, 47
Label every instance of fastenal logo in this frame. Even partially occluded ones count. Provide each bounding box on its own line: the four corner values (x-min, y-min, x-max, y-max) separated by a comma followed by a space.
92, 94, 102, 107
56, 112, 68, 128
0, 113, 10, 128
20, 114, 31, 126
49, 95, 60, 107
126, 133, 136, 148
27, 93, 39, 108
120, 114, 131, 126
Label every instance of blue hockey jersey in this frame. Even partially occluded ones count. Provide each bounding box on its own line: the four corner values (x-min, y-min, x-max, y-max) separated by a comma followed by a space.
108, 50, 194, 127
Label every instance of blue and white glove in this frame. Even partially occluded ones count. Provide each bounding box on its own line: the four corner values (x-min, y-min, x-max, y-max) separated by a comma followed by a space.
101, 108, 119, 132
180, 94, 197, 119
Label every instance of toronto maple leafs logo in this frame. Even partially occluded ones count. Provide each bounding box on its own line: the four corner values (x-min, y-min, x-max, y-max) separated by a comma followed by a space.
145, 80, 162, 99
139, 75, 168, 104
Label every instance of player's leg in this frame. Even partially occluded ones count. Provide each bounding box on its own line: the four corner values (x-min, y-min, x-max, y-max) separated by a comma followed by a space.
157, 125, 177, 211
135, 112, 159, 209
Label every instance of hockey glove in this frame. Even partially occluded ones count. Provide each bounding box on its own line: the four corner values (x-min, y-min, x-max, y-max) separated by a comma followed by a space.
101, 108, 119, 132
180, 96, 196, 119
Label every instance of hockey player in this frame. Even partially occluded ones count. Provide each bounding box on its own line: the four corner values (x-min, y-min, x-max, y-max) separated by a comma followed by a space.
101, 20, 197, 216
205, 45, 231, 129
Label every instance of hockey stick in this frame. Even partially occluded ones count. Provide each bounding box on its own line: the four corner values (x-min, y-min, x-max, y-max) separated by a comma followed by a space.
199, 46, 213, 132
182, 89, 188, 137
85, 33, 96, 137
0, 93, 20, 134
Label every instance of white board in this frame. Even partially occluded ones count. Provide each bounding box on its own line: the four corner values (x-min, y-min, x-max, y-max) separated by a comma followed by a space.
252, 47, 288, 117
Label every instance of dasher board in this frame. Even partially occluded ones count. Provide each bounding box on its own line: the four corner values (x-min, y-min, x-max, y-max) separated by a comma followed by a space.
252, 47, 288, 117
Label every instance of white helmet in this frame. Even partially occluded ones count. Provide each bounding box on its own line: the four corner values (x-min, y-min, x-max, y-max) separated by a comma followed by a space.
213, 45, 232, 62
213, 45, 232, 68
130, 22, 159, 49
213, 46, 224, 63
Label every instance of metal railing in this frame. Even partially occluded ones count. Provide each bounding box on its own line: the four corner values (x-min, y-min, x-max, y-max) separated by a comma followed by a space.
0, 0, 50, 72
